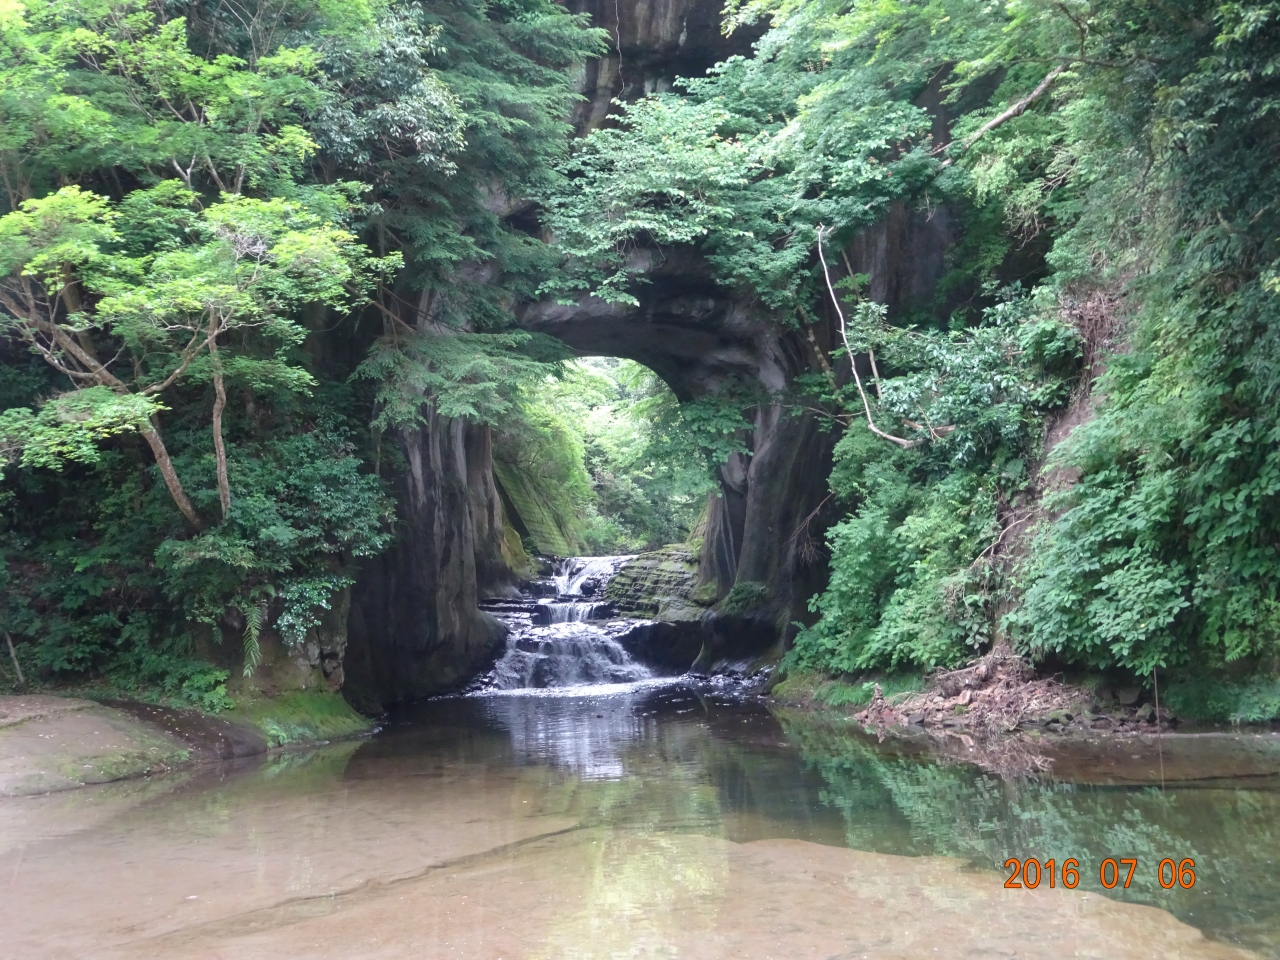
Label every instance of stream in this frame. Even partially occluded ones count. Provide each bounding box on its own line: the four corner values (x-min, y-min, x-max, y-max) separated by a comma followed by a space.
3, 557, 1280, 958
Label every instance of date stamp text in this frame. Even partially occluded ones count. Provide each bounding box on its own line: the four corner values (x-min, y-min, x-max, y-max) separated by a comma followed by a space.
1003, 857, 1197, 890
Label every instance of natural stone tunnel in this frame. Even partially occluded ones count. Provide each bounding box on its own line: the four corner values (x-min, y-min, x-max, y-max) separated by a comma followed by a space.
342, 0, 954, 708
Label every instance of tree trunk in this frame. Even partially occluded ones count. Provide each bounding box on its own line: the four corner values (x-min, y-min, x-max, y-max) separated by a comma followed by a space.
140, 417, 203, 530
209, 318, 231, 519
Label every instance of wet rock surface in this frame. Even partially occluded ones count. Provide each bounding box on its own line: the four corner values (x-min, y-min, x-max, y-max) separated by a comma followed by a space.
0, 692, 373, 796
0, 696, 193, 797
604, 544, 706, 620
99, 700, 268, 761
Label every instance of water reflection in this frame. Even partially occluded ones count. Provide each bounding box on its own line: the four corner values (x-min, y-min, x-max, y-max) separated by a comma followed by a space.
479, 685, 669, 780
1, 683, 1276, 958
775, 711, 1280, 956
386, 686, 1280, 955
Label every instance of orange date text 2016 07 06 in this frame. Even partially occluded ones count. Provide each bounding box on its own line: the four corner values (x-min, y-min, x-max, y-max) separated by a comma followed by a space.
1002, 857, 1197, 890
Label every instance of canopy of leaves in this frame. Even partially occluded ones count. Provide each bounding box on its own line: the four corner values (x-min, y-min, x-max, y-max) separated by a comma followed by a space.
0, 0, 606, 691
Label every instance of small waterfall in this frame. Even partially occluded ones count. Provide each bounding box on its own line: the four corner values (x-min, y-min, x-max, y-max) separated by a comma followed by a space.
538, 601, 606, 624
478, 554, 654, 691
488, 626, 653, 689
553, 556, 634, 597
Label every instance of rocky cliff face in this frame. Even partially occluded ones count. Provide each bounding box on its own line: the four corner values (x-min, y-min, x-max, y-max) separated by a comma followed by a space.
564, 0, 761, 132
518, 251, 843, 654
341, 0, 766, 708
520, 196, 952, 662
343, 412, 512, 712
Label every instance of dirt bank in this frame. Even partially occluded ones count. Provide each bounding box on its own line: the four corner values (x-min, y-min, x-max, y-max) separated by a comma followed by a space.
770, 648, 1280, 780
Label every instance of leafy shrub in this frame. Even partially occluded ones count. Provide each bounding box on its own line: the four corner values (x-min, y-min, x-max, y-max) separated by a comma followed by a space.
1164, 676, 1280, 725
789, 298, 1077, 674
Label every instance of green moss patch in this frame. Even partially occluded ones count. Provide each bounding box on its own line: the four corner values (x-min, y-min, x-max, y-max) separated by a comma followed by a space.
606, 545, 704, 618
720, 581, 770, 614
493, 460, 581, 557
772, 670, 925, 709
235, 692, 373, 747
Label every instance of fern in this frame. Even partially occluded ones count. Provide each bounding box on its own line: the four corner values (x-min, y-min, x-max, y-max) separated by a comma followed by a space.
242, 604, 264, 678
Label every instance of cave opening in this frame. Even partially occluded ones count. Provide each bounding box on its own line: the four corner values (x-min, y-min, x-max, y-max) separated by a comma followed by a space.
491, 356, 725, 560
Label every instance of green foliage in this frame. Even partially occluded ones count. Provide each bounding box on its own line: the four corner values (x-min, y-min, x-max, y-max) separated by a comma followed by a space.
1164, 675, 1280, 725
584, 361, 750, 551
0, 184, 398, 492
539, 96, 762, 305
721, 580, 770, 613
0, 0, 599, 690
1009, 0, 1280, 677
554, 0, 1280, 693
356, 329, 566, 429
790, 296, 1077, 673
111, 655, 235, 713
338, 0, 608, 429
541, 53, 936, 311
488, 359, 734, 555
0, 388, 161, 471
5, 0, 1278, 705
493, 370, 597, 556
152, 425, 392, 641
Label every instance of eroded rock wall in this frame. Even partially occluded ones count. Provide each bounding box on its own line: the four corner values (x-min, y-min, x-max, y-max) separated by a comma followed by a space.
565, 0, 761, 132
520, 201, 953, 664
344, 412, 511, 712
519, 251, 845, 657
606, 545, 706, 620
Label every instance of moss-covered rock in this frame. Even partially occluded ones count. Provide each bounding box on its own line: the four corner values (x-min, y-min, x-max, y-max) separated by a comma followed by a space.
606, 545, 707, 620
493, 460, 581, 557
770, 670, 926, 709
233, 692, 374, 747
0, 690, 373, 796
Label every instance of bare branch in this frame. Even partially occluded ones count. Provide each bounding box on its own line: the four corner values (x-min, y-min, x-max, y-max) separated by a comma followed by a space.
936, 64, 1068, 167
140, 325, 217, 395
816, 227, 921, 449
208, 314, 231, 518
4, 630, 25, 688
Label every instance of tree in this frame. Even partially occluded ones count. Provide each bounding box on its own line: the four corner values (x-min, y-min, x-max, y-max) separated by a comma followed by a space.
0, 183, 398, 526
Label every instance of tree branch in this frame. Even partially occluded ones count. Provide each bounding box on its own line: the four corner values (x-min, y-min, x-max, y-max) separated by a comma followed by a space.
209, 313, 231, 519
816, 228, 921, 449
4, 630, 26, 688
21, 304, 204, 529
936, 64, 1067, 167
140, 416, 204, 530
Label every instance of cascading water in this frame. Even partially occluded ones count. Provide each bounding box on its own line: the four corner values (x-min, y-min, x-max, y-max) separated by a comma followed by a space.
552, 556, 628, 598
488, 626, 651, 689
477, 555, 659, 691
536, 601, 606, 624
